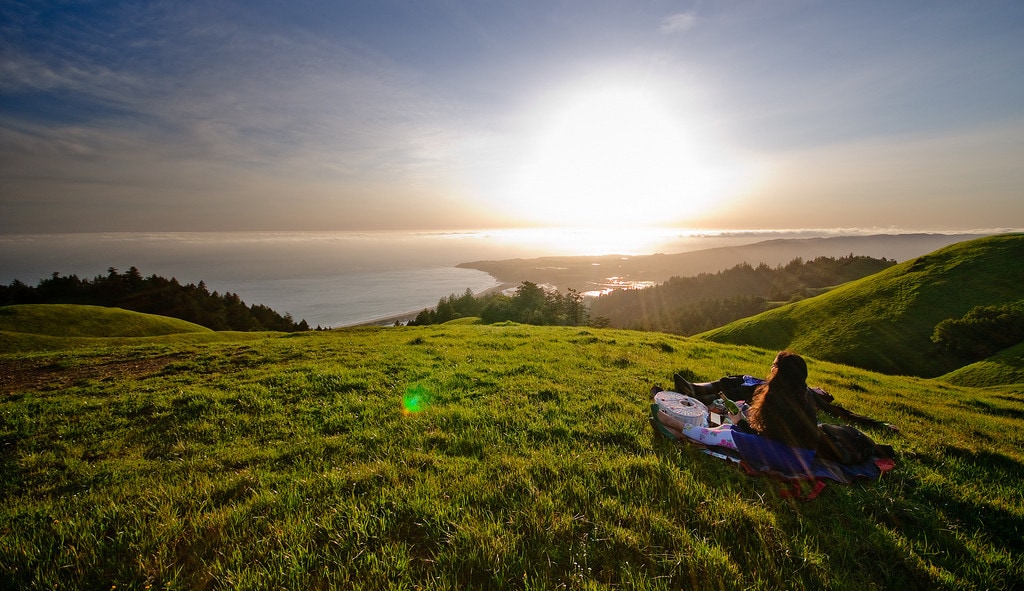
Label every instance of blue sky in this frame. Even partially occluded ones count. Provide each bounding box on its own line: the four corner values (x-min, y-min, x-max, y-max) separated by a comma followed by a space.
1, 0, 1022, 232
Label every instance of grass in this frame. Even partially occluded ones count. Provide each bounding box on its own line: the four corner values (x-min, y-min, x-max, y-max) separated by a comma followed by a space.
699, 233, 1024, 380
940, 342, 1024, 388
0, 304, 211, 338
2, 318, 1023, 590
0, 304, 269, 355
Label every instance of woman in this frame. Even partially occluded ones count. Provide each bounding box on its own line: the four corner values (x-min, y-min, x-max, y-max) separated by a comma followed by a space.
670, 351, 821, 451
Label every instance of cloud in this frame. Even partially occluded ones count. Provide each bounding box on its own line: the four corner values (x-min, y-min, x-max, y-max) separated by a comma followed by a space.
1, 5, 466, 181
0, 4, 490, 232
660, 12, 697, 34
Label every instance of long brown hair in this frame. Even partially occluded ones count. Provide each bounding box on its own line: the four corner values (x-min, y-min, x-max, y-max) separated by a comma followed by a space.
745, 351, 819, 449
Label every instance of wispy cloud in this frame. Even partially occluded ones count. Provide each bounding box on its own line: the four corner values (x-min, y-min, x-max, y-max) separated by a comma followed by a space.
660, 12, 697, 34
2, 5, 464, 182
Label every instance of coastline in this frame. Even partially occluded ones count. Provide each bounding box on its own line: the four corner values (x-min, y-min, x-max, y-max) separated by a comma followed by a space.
5, 231, 998, 330
340, 233, 989, 328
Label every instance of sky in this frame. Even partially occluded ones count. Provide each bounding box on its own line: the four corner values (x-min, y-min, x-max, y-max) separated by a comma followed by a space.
1, 0, 1023, 234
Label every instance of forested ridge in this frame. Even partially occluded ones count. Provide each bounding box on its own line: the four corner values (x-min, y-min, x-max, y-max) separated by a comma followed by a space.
0, 267, 309, 332
589, 254, 896, 334
407, 254, 895, 333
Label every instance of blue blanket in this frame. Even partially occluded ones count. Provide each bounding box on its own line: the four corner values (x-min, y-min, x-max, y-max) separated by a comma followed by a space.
650, 404, 895, 498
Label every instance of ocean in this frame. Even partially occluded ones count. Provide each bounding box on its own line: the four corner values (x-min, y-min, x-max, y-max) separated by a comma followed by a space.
0, 228, 992, 327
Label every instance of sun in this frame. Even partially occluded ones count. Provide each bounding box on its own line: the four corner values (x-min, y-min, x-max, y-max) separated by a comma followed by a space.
499, 80, 746, 228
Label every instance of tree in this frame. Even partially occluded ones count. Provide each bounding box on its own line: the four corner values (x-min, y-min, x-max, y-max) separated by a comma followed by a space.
511, 281, 549, 324
561, 288, 588, 326
932, 302, 1024, 360
480, 295, 512, 324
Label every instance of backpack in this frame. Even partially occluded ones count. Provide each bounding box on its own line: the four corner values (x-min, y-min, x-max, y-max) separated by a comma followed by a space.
816, 424, 880, 465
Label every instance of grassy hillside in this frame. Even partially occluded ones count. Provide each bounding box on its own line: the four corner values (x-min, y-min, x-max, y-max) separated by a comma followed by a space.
698, 234, 1024, 378
1, 304, 211, 338
2, 318, 1022, 589
940, 341, 1024, 388
0, 305, 216, 354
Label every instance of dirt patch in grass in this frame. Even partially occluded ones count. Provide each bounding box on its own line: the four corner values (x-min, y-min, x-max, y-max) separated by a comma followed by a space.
0, 354, 186, 395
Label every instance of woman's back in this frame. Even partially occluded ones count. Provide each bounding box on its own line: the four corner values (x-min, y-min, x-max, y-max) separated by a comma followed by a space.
744, 352, 820, 449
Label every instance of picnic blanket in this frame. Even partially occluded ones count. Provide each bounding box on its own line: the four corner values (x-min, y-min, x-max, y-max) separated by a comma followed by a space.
650, 399, 896, 500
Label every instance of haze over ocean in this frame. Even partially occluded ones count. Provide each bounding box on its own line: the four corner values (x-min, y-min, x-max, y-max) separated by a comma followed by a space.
0, 228, 1002, 328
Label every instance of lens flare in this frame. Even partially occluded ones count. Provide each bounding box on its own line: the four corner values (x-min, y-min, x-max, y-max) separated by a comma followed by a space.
403, 385, 431, 414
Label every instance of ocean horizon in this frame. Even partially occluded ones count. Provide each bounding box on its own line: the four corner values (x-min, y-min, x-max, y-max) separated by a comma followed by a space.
0, 227, 1009, 327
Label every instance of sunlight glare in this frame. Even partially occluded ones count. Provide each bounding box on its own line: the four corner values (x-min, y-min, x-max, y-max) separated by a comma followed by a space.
476, 226, 704, 256
503, 81, 746, 228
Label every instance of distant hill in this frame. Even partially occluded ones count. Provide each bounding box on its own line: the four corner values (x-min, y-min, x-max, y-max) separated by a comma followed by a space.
588, 254, 895, 334
0, 304, 211, 338
698, 234, 1024, 378
458, 233, 984, 292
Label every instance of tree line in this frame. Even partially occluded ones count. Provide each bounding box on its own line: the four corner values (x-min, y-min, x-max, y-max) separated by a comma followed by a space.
931, 300, 1024, 360
407, 282, 588, 327
0, 267, 309, 332
588, 255, 897, 335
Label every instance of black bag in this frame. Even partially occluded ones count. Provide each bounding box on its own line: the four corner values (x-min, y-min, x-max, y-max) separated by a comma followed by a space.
816, 424, 877, 465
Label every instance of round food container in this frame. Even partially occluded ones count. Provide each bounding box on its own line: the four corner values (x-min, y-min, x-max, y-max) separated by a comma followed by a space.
653, 390, 709, 428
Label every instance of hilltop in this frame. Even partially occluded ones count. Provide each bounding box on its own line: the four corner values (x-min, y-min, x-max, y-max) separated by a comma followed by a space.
0, 303, 211, 338
0, 304, 270, 355
698, 234, 1024, 378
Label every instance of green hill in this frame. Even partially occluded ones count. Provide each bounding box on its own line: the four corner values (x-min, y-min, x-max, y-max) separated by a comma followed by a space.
1, 320, 1022, 589
698, 234, 1024, 378
939, 340, 1024, 388
0, 304, 212, 338
1, 267, 308, 332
